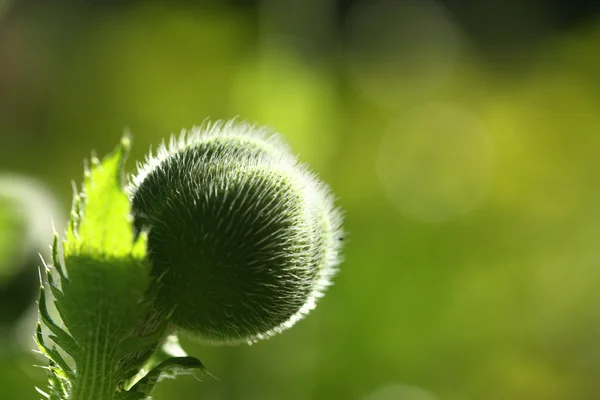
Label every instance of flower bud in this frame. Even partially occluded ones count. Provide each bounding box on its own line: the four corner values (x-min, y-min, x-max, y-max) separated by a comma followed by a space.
129, 121, 343, 344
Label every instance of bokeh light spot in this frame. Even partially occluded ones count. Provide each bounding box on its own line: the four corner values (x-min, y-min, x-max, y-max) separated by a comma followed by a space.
377, 103, 494, 222
0, 174, 64, 254
364, 383, 438, 400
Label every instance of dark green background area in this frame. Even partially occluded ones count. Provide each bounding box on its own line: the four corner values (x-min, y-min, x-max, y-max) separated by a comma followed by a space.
2, 1, 600, 399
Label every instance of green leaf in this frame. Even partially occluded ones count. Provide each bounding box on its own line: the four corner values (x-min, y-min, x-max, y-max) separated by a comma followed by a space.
123, 334, 188, 391
37, 138, 166, 400
63, 136, 146, 259
38, 286, 78, 360
122, 356, 205, 400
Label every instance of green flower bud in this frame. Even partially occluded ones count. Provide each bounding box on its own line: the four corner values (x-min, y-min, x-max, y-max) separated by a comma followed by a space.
129, 120, 343, 344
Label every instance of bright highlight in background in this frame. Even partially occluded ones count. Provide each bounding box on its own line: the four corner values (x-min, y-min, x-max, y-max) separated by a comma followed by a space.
377, 103, 494, 222
364, 383, 438, 400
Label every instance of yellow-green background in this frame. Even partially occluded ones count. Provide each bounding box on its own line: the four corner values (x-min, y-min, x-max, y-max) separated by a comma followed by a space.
1, 1, 600, 399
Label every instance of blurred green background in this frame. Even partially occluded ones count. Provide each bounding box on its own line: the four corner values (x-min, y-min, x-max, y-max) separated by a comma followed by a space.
2, 0, 600, 399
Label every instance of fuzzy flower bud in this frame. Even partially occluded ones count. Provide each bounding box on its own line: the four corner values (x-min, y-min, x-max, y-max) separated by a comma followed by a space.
129, 120, 343, 344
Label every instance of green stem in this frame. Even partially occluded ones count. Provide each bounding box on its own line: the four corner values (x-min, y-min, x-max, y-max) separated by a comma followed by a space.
70, 317, 121, 400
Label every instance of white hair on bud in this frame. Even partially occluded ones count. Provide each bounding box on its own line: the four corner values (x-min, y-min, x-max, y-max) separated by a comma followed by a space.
128, 119, 294, 198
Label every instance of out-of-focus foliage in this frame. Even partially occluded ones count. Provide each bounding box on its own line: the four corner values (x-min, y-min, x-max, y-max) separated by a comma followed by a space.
1, 1, 600, 399
0, 197, 35, 333
0, 175, 65, 397
0, 175, 63, 333
0, 198, 26, 284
